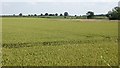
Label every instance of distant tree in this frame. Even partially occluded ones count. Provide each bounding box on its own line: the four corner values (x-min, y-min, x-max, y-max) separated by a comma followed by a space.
28, 14, 31, 16
31, 14, 33, 16
86, 11, 94, 19
45, 13, 48, 16
34, 14, 37, 16
49, 14, 52, 16
55, 13, 58, 16
49, 14, 54, 16
106, 6, 120, 20
19, 13, 22, 16
64, 12, 69, 18
60, 14, 63, 16
40, 13, 43, 16
75, 15, 77, 19
13, 14, 15, 16
96, 14, 106, 16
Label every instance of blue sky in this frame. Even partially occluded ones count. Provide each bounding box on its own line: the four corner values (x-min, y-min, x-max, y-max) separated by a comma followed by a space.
1, 1, 119, 15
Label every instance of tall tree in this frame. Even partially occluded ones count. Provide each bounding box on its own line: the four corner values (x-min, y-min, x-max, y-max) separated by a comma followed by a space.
34, 14, 37, 16
64, 12, 69, 18
40, 13, 43, 16
45, 13, 48, 16
86, 11, 94, 19
19, 13, 22, 16
55, 13, 58, 16
106, 6, 120, 20
60, 14, 63, 16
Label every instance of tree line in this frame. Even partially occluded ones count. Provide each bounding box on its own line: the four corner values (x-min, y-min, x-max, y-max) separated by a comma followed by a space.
2, 6, 120, 20
86, 6, 120, 20
18, 12, 68, 18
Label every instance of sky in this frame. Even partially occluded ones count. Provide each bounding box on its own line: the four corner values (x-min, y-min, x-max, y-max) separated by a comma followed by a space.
1, 0, 119, 16
1, 0, 119, 2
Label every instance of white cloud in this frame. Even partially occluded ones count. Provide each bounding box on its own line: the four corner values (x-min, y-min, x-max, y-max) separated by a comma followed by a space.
119, 1, 120, 6
27, 2, 38, 5
1, 0, 120, 2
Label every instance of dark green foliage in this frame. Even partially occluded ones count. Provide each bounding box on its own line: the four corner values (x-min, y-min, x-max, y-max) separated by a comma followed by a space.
34, 14, 37, 16
45, 13, 49, 16
106, 7, 120, 20
64, 12, 69, 16
40, 13, 43, 16
60, 14, 63, 16
86, 11, 94, 19
64, 12, 69, 18
55, 13, 58, 16
49, 14, 55, 16
19, 13, 22, 16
